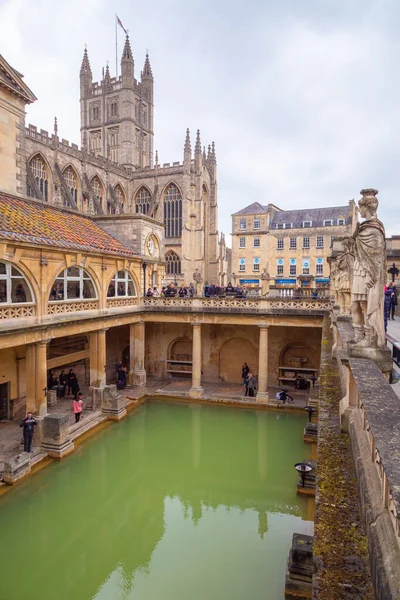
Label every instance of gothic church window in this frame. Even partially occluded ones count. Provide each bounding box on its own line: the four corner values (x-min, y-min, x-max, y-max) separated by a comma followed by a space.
165, 251, 181, 275
90, 131, 101, 153
164, 183, 182, 238
91, 176, 104, 208
27, 155, 48, 201
135, 187, 151, 215
114, 185, 125, 211
63, 166, 78, 206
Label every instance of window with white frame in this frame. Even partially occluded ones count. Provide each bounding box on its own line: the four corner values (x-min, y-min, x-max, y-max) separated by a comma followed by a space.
289, 265, 296, 276
277, 238, 284, 250
316, 263, 324, 276
49, 267, 97, 301
239, 237, 246, 248
277, 223, 284, 230
338, 218, 345, 225
253, 218, 261, 230
0, 262, 33, 304
290, 237, 297, 249
107, 271, 136, 298
239, 258, 246, 272
302, 258, 310, 275
253, 257, 260, 272
239, 219, 246, 230
316, 236, 324, 248
303, 236, 310, 249
323, 219, 333, 226
285, 223, 292, 229
277, 259, 284, 275
253, 236, 260, 248
330, 236, 334, 247
303, 221, 312, 228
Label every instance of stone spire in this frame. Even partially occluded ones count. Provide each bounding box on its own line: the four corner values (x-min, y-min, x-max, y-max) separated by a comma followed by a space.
104, 63, 111, 85
142, 52, 153, 80
80, 46, 92, 76
54, 116, 58, 137
195, 130, 201, 155
207, 144, 211, 160
122, 35, 133, 60
184, 128, 191, 154
211, 141, 216, 162
155, 149, 159, 166
203, 146, 206, 161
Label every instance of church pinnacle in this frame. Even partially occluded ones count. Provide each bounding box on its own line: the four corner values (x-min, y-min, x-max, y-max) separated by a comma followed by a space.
184, 128, 191, 154
142, 52, 153, 80
80, 46, 92, 76
122, 35, 133, 60
195, 129, 201, 155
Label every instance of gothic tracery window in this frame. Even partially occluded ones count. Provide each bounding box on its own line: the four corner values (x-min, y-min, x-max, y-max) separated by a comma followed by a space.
27, 155, 49, 201
114, 185, 125, 212
165, 251, 181, 275
91, 176, 104, 209
164, 183, 182, 238
135, 187, 151, 215
63, 166, 78, 206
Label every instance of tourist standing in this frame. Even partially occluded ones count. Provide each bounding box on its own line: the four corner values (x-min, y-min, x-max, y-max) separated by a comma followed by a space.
152, 286, 160, 297
389, 282, 398, 320
178, 284, 187, 297
73, 393, 83, 423
20, 412, 37, 453
242, 363, 250, 387
246, 373, 256, 397
59, 370, 67, 397
67, 369, 75, 396
70, 372, 80, 400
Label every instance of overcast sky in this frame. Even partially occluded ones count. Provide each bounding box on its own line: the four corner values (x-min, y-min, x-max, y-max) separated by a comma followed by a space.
1, 0, 400, 240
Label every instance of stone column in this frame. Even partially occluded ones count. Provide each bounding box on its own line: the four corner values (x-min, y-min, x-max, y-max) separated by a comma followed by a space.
256, 324, 269, 402
89, 331, 99, 387
189, 322, 203, 398
35, 341, 48, 415
133, 321, 146, 387
97, 329, 108, 388
25, 344, 36, 413
129, 323, 135, 385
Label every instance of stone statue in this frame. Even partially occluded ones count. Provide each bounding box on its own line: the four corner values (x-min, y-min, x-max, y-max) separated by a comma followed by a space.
193, 268, 203, 294
260, 268, 270, 296
336, 238, 355, 315
348, 189, 386, 348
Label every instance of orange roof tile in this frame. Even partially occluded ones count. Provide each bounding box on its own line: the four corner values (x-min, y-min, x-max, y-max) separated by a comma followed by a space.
0, 194, 138, 258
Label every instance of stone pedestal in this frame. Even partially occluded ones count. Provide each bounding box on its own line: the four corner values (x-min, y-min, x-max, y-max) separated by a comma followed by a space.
303, 422, 318, 444
3, 453, 31, 485
41, 414, 74, 459
285, 533, 314, 599
348, 344, 392, 377
47, 390, 57, 407
101, 385, 127, 421
86, 386, 103, 411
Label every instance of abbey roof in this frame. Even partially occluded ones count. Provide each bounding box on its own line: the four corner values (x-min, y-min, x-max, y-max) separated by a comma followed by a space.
0, 194, 137, 258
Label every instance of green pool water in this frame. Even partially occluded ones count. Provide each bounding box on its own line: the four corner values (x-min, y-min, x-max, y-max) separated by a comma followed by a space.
0, 402, 313, 600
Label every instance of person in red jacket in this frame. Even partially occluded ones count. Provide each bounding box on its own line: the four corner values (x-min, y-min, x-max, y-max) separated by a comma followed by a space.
73, 393, 83, 423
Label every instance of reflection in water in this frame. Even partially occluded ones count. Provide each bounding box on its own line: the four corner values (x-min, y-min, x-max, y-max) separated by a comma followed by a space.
0, 402, 312, 600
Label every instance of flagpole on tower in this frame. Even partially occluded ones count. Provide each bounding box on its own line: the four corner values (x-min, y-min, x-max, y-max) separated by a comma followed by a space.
115, 13, 118, 79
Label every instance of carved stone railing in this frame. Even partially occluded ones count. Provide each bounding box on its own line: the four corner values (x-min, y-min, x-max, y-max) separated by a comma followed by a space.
0, 303, 36, 320
141, 296, 330, 312
47, 300, 99, 314
106, 297, 139, 309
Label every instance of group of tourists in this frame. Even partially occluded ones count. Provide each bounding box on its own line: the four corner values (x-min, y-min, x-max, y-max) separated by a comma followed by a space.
146, 282, 249, 298
47, 368, 80, 399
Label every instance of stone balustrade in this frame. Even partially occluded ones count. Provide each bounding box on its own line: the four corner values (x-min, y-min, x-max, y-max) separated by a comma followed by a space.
142, 295, 330, 312
47, 299, 99, 314
0, 303, 36, 320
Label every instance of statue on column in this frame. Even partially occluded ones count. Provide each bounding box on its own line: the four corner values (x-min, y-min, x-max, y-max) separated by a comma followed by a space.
260, 267, 270, 297
348, 189, 386, 348
193, 268, 203, 295
336, 238, 355, 315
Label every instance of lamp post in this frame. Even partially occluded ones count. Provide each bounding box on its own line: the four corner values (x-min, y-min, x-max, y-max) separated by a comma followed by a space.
304, 406, 316, 423
142, 262, 147, 297
388, 263, 399, 283
294, 462, 313, 487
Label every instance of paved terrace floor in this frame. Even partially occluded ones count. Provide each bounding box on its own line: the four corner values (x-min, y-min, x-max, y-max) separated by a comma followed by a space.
0, 378, 310, 478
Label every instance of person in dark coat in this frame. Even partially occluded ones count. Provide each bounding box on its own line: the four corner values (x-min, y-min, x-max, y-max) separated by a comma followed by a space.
47, 371, 56, 389
67, 369, 75, 396
59, 370, 67, 397
20, 412, 37, 453
70, 373, 80, 400
242, 363, 250, 386
384, 286, 393, 332
246, 373, 256, 397
388, 282, 398, 320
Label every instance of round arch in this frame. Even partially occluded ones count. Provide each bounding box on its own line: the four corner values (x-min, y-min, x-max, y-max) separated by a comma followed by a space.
27, 152, 53, 202
46, 265, 100, 303
106, 269, 138, 298
219, 337, 258, 384
0, 260, 37, 305
279, 343, 316, 370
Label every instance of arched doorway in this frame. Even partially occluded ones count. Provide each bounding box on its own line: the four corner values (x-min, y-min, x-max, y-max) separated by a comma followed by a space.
278, 343, 317, 387
168, 338, 192, 378
219, 338, 257, 384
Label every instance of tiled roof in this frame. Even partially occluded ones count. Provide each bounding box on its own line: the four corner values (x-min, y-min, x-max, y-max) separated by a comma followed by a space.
269, 205, 350, 228
232, 202, 268, 216
0, 194, 138, 258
